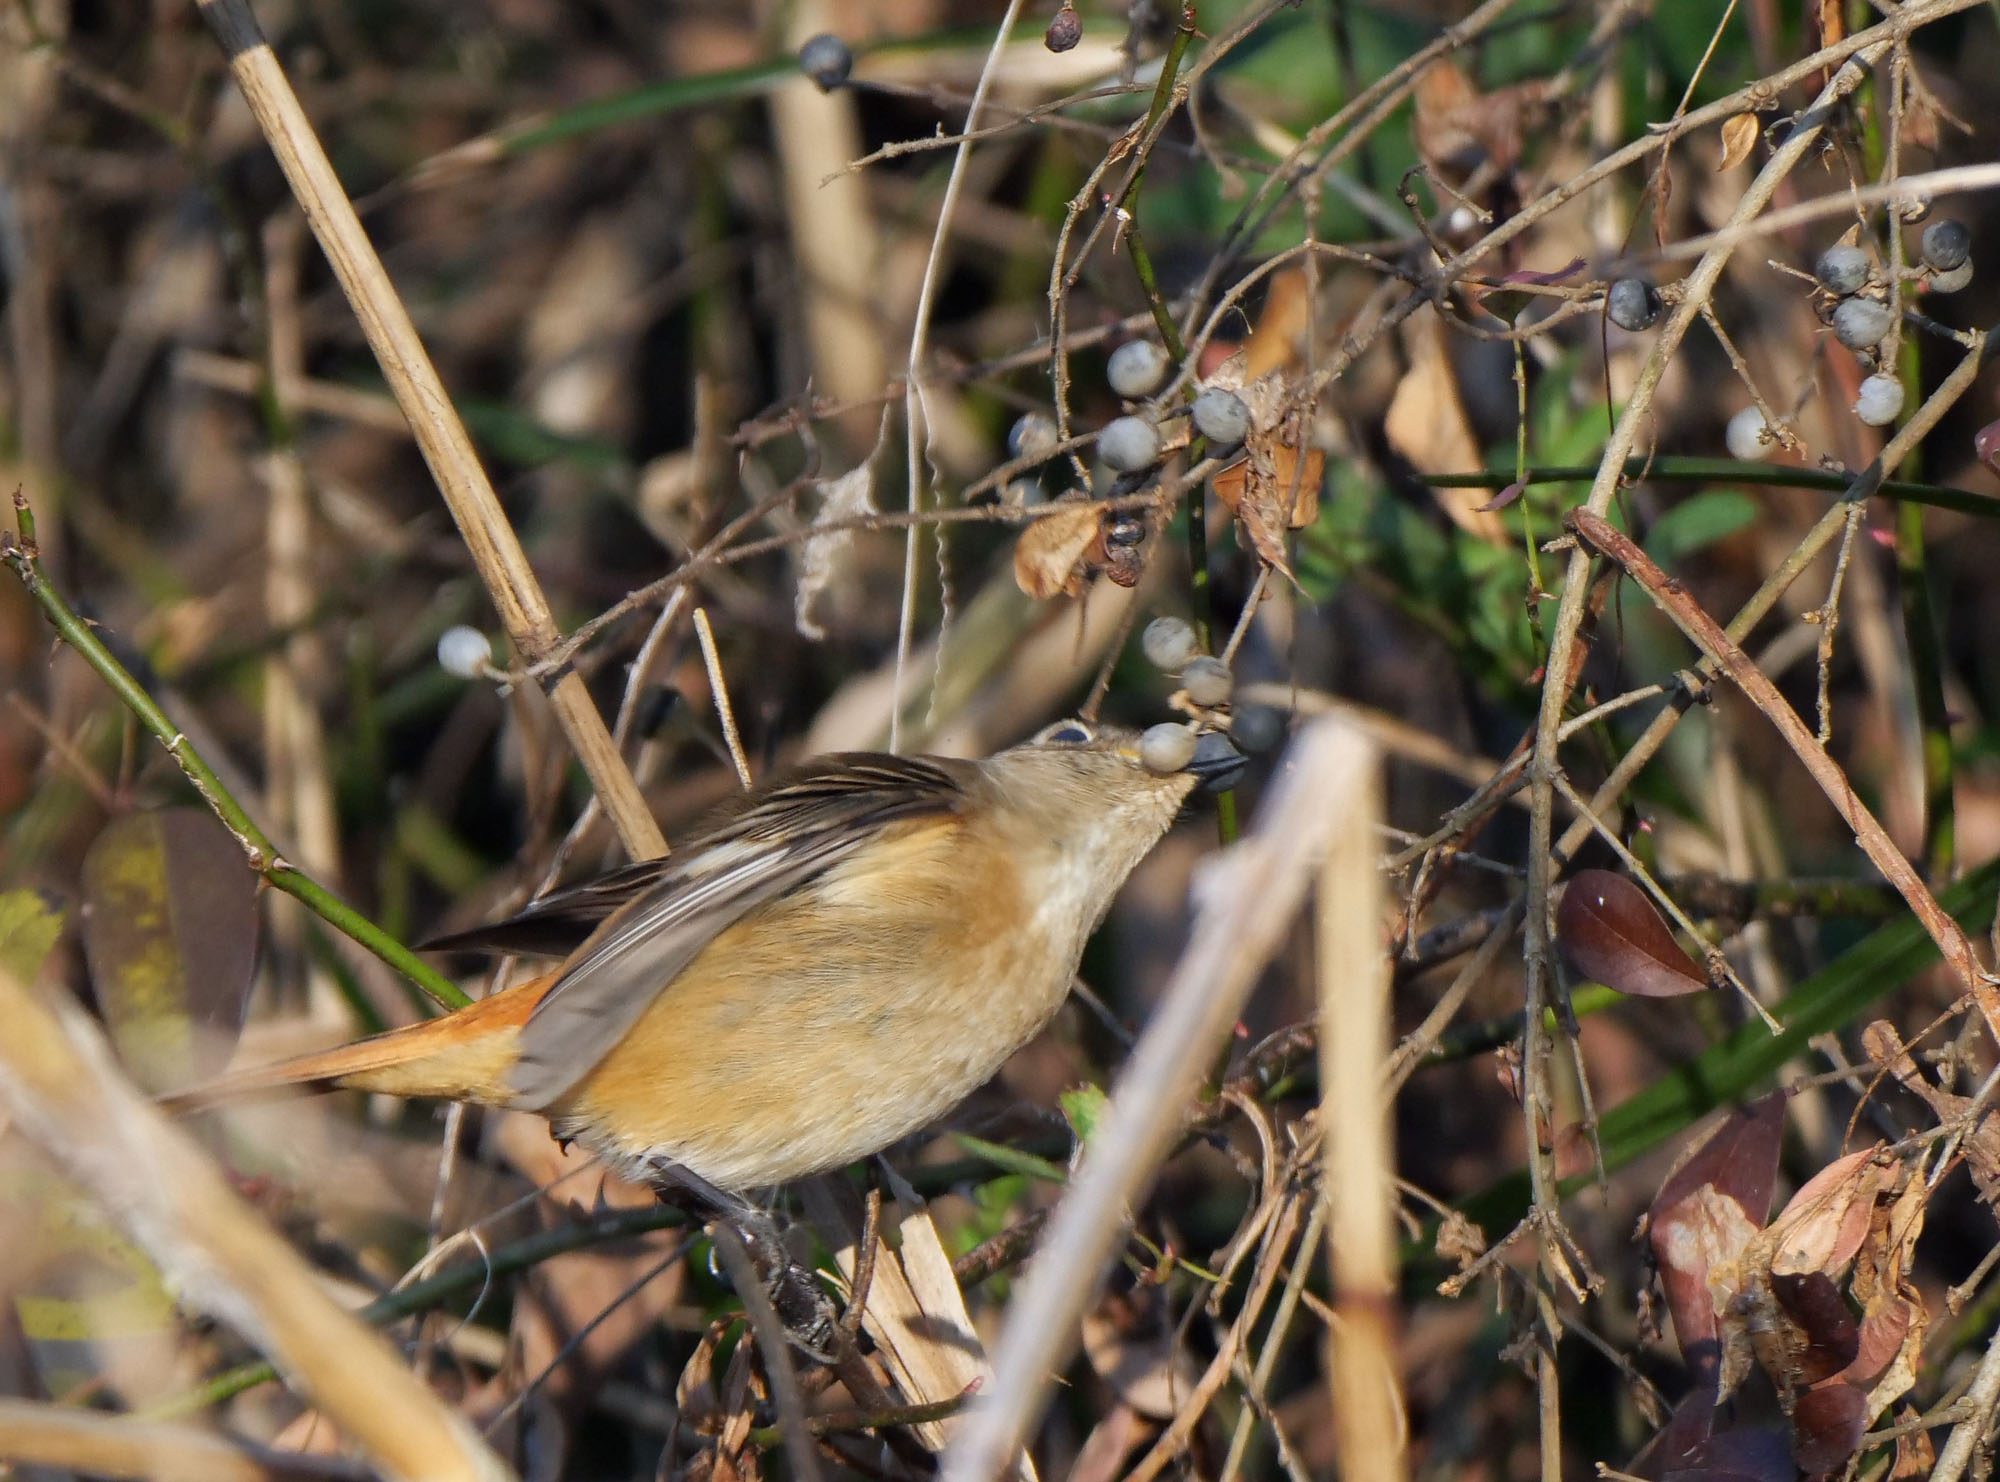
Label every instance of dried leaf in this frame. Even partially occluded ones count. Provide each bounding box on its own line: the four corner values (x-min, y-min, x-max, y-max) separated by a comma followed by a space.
795, 460, 879, 640
79, 807, 259, 1093
1719, 113, 1760, 171
1649, 1095, 1786, 1387
1791, 1383, 1867, 1477
1013, 499, 1104, 600
1557, 869, 1708, 998
1386, 308, 1505, 541
1412, 59, 1534, 172
1081, 1286, 1201, 1420
1759, 1150, 1891, 1279
1210, 369, 1323, 577
1769, 1271, 1858, 1384
1660, 1427, 1795, 1482
1891, 1406, 1935, 1478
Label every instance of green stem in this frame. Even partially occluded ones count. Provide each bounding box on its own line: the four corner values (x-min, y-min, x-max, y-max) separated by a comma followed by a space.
1, 494, 470, 1012
1422, 457, 1998, 517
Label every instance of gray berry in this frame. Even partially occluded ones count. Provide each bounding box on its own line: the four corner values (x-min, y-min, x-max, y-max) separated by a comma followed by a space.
1920, 220, 1970, 273
1141, 616, 1200, 672
1813, 243, 1871, 296
1606, 277, 1661, 332
1929, 261, 1973, 294
1008, 410, 1059, 463
797, 33, 852, 90
1138, 722, 1198, 775
1097, 415, 1161, 473
1230, 704, 1284, 754
1182, 655, 1233, 707
1831, 296, 1895, 350
1107, 340, 1171, 399
1191, 386, 1251, 446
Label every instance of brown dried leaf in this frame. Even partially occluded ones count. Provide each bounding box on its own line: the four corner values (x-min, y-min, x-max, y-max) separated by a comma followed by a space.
1769, 1271, 1858, 1385
1081, 1286, 1201, 1420
1649, 1095, 1786, 1387
1557, 869, 1708, 998
1386, 308, 1504, 541
1013, 499, 1102, 600
1760, 1150, 1892, 1279
1413, 59, 1532, 172
1719, 113, 1761, 171
1211, 369, 1323, 577
1891, 1406, 1935, 1478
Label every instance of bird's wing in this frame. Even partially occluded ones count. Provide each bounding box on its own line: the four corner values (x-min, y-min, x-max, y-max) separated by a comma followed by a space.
420, 857, 678, 958
506, 754, 972, 1109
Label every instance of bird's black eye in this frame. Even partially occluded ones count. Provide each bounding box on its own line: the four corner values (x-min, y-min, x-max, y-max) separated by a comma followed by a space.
1036, 720, 1094, 746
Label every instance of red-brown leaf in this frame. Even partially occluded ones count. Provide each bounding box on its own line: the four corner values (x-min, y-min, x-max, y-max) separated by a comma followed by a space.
1558, 869, 1708, 997
1792, 1383, 1867, 1477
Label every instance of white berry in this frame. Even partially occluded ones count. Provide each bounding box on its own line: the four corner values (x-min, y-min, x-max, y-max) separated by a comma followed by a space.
1725, 407, 1775, 462
1008, 411, 1058, 463
1853, 374, 1905, 427
1098, 415, 1161, 472
1929, 261, 1973, 294
1107, 340, 1171, 399
1813, 244, 1871, 296
437, 625, 493, 678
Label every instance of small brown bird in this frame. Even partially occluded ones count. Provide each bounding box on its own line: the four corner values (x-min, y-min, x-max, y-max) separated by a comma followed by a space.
170, 721, 1242, 1199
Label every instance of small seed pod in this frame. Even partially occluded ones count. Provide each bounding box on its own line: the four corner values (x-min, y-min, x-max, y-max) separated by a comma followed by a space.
1920, 219, 1971, 274
1230, 704, 1285, 754
1831, 296, 1895, 351
1142, 616, 1200, 672
1182, 655, 1234, 708
1853, 374, 1905, 428
1045, 3, 1082, 52
1139, 722, 1199, 775
1813, 243, 1871, 296
1606, 277, 1662, 332
437, 625, 493, 679
1008, 410, 1059, 463
796, 33, 852, 91
1191, 386, 1251, 446
1725, 406, 1775, 462
1097, 415, 1161, 473
1929, 261, 1973, 294
1107, 340, 1171, 399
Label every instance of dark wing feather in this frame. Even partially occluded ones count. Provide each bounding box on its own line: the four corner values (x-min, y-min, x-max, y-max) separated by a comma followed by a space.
506, 754, 971, 1109
420, 858, 678, 958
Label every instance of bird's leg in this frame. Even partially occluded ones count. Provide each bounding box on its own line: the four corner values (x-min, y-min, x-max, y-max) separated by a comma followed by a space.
642, 1158, 837, 1355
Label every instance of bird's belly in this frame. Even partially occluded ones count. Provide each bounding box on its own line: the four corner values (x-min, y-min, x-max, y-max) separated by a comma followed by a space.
560, 866, 1072, 1192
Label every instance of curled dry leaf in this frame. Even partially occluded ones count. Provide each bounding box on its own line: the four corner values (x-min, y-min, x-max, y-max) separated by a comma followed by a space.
795, 460, 877, 640
1556, 869, 1708, 998
1208, 365, 1323, 578
1412, 58, 1536, 173
1718, 112, 1761, 171
1791, 1383, 1867, 1477
1648, 1094, 1786, 1389
1013, 498, 1105, 600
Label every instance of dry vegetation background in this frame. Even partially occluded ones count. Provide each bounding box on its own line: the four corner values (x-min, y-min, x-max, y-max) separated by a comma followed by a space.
4, 0, 2000, 1480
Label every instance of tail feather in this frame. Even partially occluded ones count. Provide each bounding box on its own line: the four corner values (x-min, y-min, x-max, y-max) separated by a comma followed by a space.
160, 971, 559, 1114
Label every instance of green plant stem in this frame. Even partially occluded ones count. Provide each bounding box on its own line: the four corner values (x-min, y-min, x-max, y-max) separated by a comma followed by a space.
1897, 494, 1955, 878
1, 494, 470, 1012
1423, 457, 1998, 517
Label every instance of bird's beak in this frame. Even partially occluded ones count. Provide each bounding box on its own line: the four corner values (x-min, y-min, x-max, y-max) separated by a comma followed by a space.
1186, 732, 1247, 793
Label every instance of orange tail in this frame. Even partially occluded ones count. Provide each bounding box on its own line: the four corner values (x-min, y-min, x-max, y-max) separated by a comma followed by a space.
160, 970, 560, 1113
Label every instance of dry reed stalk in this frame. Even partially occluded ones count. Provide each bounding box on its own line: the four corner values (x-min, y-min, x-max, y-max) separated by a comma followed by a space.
194, 0, 664, 860
0, 964, 511, 1482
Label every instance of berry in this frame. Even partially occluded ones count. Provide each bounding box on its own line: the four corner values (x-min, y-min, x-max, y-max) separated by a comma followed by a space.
437, 625, 493, 679
1107, 340, 1171, 399
1230, 704, 1285, 754
1141, 616, 1200, 672
1191, 386, 1251, 446
1853, 374, 1905, 427
1097, 415, 1161, 473
1813, 243, 1871, 296
1929, 261, 1973, 294
1181, 655, 1233, 707
1008, 410, 1059, 463
1139, 722, 1198, 775
1831, 296, 1895, 351
797, 33, 852, 91
1606, 277, 1662, 332
1045, 4, 1082, 51
1920, 219, 1971, 274
1725, 406, 1775, 462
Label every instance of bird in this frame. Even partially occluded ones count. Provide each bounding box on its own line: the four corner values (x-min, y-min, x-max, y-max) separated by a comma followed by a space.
166, 720, 1244, 1203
